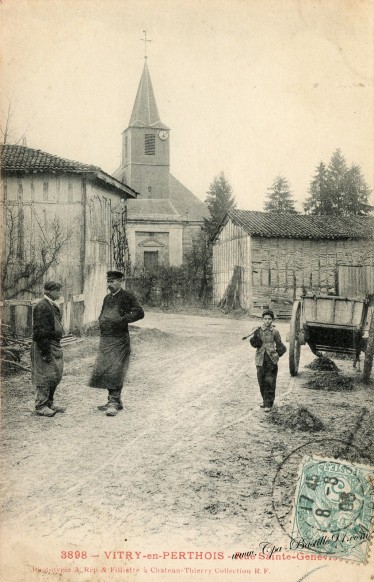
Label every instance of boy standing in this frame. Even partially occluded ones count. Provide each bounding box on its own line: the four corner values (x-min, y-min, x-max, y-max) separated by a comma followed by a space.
250, 310, 286, 412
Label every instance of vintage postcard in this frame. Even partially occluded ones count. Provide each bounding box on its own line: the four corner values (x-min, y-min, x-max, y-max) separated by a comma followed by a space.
1, 1, 373, 581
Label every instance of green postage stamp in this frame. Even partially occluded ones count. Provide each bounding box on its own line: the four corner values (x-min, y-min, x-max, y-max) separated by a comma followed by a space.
290, 456, 374, 563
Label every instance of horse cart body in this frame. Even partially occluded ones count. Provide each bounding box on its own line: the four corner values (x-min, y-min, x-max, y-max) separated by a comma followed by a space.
289, 295, 374, 383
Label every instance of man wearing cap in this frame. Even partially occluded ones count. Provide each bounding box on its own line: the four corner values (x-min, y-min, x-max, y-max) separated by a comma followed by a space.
89, 271, 144, 416
31, 281, 65, 417
249, 309, 286, 412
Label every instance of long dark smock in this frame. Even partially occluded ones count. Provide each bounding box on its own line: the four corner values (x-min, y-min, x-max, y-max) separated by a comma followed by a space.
89, 289, 144, 389
31, 298, 64, 387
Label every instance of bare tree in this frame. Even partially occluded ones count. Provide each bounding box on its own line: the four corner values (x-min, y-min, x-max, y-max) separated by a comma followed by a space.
1, 205, 70, 299
111, 201, 131, 275
1, 96, 29, 145
184, 229, 212, 305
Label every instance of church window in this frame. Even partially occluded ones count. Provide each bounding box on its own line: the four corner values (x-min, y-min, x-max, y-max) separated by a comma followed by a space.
68, 181, 73, 203
145, 134, 155, 155
124, 135, 128, 159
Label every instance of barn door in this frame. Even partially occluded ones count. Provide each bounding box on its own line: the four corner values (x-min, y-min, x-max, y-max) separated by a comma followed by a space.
338, 265, 374, 296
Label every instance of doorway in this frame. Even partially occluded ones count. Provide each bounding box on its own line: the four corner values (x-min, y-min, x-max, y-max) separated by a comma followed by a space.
144, 251, 159, 272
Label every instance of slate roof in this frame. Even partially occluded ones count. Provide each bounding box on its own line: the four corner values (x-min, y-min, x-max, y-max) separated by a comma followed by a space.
169, 175, 210, 221
128, 62, 169, 130
127, 198, 180, 220
216, 209, 374, 240
112, 170, 208, 223
1, 144, 138, 197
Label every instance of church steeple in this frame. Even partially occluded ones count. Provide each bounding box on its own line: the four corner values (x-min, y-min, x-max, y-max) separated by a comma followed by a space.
120, 59, 170, 199
129, 62, 168, 129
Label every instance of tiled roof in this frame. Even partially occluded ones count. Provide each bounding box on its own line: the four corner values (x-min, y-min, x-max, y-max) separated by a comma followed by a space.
1, 144, 138, 198
1, 144, 100, 173
220, 209, 374, 240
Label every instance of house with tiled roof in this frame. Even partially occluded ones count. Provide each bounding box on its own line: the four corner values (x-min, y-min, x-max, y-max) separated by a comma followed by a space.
1, 144, 138, 328
113, 61, 209, 270
212, 209, 374, 315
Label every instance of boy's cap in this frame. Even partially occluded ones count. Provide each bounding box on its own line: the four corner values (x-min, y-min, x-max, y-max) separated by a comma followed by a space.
262, 309, 275, 319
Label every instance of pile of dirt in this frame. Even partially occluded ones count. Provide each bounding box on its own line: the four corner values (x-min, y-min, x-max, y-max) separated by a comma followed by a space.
305, 356, 339, 371
305, 373, 355, 392
269, 405, 324, 432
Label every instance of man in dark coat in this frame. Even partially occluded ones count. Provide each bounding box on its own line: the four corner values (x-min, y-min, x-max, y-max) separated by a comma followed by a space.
31, 281, 65, 417
249, 309, 286, 412
89, 271, 144, 416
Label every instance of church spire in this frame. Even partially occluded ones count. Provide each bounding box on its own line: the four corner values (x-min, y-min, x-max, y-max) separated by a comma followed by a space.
129, 61, 168, 129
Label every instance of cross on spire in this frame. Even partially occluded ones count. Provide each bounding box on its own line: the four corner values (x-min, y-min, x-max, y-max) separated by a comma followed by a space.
141, 30, 151, 60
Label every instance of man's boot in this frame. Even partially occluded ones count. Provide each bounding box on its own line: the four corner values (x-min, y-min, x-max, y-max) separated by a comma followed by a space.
35, 385, 56, 417
106, 404, 118, 417
103, 388, 123, 415
48, 386, 66, 413
98, 401, 123, 411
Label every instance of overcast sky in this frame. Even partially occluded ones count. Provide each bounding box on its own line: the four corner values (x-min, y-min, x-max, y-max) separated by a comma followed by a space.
1, 0, 373, 211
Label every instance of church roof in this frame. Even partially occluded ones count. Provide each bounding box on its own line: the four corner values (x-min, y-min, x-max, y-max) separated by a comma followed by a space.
169, 175, 210, 221
129, 62, 169, 130
111, 168, 208, 223
127, 198, 180, 221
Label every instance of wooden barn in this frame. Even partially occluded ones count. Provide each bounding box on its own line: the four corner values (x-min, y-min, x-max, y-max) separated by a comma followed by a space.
212, 210, 374, 317
1, 144, 138, 332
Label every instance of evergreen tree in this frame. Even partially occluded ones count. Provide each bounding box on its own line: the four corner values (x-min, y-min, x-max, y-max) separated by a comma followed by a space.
204, 172, 236, 237
304, 149, 372, 215
343, 164, 373, 215
327, 149, 348, 214
303, 162, 330, 214
264, 176, 297, 213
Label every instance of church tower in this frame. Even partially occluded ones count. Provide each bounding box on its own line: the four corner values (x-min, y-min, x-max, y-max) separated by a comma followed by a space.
113, 37, 209, 270
121, 61, 170, 199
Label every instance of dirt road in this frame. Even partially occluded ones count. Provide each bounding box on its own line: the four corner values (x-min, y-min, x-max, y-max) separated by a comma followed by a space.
1, 312, 373, 581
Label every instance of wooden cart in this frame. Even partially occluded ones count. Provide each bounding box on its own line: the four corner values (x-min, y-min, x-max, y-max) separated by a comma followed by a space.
289, 294, 374, 383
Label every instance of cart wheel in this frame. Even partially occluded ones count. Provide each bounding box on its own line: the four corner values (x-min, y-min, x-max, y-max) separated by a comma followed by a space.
289, 300, 301, 376
363, 311, 374, 384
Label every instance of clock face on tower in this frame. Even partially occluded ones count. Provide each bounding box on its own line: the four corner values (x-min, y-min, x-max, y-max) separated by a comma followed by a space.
158, 130, 169, 141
